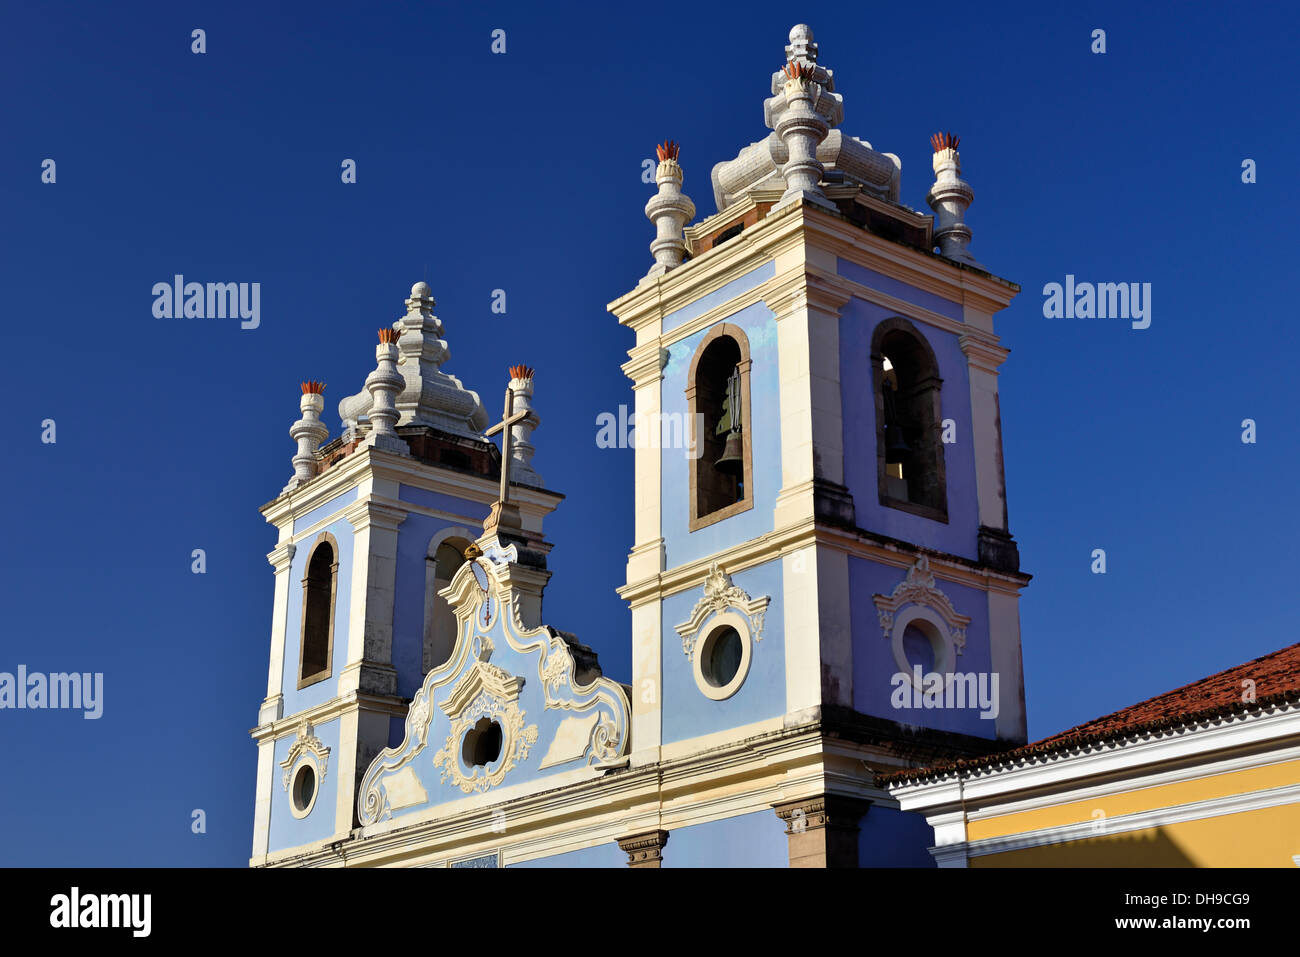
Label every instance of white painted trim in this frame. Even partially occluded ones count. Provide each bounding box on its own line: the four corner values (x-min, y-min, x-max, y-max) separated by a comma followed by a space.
894, 702, 1300, 811
287, 756, 322, 820
691, 610, 754, 700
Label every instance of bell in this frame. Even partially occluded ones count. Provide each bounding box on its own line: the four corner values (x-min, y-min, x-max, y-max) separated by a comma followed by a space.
715, 430, 744, 475
885, 424, 911, 464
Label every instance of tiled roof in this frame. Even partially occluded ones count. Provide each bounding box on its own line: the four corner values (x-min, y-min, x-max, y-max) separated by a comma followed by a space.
882, 642, 1300, 786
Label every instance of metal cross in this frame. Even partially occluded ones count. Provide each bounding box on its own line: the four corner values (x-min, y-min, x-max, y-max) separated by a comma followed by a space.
484, 381, 530, 507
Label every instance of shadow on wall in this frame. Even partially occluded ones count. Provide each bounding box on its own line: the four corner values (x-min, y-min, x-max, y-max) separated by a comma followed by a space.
974, 827, 1197, 868
859, 806, 938, 867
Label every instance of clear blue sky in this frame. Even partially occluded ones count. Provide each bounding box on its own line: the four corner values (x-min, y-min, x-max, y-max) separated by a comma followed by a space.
1, 1, 1294, 865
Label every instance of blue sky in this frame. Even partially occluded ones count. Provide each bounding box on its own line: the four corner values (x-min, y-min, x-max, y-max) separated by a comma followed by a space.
1, 1, 1295, 865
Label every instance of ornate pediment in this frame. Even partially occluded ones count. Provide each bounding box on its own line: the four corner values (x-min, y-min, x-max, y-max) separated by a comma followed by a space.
872, 554, 970, 653
674, 562, 771, 660
357, 539, 630, 825
279, 719, 330, 790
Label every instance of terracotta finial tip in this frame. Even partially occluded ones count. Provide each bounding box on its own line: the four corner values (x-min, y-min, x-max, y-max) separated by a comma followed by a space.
301, 381, 326, 394
656, 140, 680, 162
931, 131, 960, 153
378, 328, 400, 344
509, 364, 535, 381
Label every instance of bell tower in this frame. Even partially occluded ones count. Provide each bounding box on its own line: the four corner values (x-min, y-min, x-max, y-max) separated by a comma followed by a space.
250, 282, 562, 865
610, 25, 1029, 866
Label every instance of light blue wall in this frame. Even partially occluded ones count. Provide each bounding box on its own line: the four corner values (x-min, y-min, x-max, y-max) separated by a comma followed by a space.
838, 294, 979, 562
280, 515, 354, 716
837, 259, 963, 323
509, 842, 626, 868
662, 810, 788, 867
390, 501, 486, 701
662, 260, 774, 334
364, 571, 629, 824
660, 300, 782, 569
660, 557, 784, 744
268, 716, 341, 852
399, 484, 492, 520
858, 805, 937, 867
848, 556, 997, 739
291, 488, 356, 536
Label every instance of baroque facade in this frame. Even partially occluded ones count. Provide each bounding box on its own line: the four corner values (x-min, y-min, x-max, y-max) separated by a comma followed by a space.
250, 24, 1031, 868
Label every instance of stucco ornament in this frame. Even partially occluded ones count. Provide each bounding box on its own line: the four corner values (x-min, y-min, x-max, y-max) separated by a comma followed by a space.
356, 538, 630, 825
872, 554, 970, 653
710, 24, 901, 212
279, 719, 330, 790
338, 281, 489, 439
675, 562, 771, 661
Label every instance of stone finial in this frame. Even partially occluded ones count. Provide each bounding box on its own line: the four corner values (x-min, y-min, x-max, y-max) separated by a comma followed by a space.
772, 57, 834, 210
363, 329, 410, 454
338, 281, 488, 440
785, 23, 818, 63
643, 141, 696, 281
506, 365, 542, 487
926, 132, 979, 265
285, 382, 329, 493
714, 26, 896, 213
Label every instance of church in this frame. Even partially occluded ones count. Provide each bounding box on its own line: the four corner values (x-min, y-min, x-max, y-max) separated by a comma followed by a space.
248, 23, 1033, 868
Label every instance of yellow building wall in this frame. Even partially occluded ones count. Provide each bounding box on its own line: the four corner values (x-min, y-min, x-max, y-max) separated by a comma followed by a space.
971, 801, 1300, 867
967, 758, 1300, 841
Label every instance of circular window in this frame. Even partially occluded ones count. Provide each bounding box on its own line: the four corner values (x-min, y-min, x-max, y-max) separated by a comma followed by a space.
701, 626, 743, 688
890, 609, 953, 690
691, 612, 753, 701
290, 761, 318, 818
462, 717, 504, 768
902, 623, 937, 675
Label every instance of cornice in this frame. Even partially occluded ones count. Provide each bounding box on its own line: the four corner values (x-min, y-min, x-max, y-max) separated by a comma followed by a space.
958, 333, 1010, 373
890, 699, 1300, 811
619, 517, 1028, 607
620, 342, 666, 387
608, 202, 806, 334
796, 206, 1019, 312
260, 714, 890, 868
266, 540, 297, 574
342, 496, 408, 533
250, 690, 410, 742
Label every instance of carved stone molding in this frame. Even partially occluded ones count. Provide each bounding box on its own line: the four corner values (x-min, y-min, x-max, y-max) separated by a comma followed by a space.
674, 562, 771, 661
357, 537, 630, 824
773, 795, 872, 868
617, 829, 670, 868
279, 718, 330, 791
872, 553, 970, 654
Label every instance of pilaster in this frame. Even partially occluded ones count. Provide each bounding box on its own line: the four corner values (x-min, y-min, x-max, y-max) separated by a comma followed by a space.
617, 829, 670, 868
765, 272, 852, 532
773, 794, 872, 868
341, 494, 407, 697
259, 538, 296, 725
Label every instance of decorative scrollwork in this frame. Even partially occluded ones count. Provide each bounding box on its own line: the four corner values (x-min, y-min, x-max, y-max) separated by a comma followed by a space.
674, 562, 771, 661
